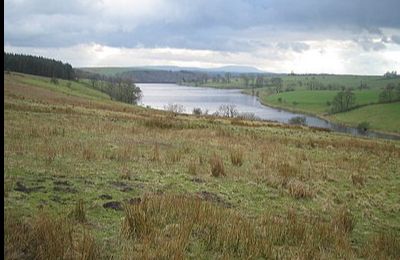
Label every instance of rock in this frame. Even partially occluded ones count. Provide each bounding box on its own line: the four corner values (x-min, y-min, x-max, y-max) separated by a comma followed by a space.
103, 201, 123, 211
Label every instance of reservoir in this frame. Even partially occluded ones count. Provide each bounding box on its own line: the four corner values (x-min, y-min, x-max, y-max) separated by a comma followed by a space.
137, 83, 400, 141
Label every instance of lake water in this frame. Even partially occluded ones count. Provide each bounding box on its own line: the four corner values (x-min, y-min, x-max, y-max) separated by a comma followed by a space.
137, 83, 400, 140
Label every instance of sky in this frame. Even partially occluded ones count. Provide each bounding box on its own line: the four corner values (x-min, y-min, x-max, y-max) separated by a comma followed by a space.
4, 0, 400, 74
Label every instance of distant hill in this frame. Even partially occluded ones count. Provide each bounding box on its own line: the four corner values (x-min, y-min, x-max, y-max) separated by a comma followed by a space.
79, 65, 272, 83
80, 65, 269, 75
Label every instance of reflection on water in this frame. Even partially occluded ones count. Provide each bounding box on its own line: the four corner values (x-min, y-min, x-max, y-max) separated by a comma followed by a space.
137, 83, 400, 141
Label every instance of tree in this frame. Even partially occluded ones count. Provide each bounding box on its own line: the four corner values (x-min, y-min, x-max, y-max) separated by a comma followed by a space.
90, 74, 99, 88
331, 89, 356, 113
271, 77, 283, 93
4, 52, 75, 80
242, 75, 250, 88
225, 73, 231, 83
192, 107, 202, 115
218, 104, 238, 118
383, 71, 397, 78
255, 76, 264, 88
379, 83, 397, 102
288, 116, 306, 125
358, 80, 368, 90
164, 104, 185, 114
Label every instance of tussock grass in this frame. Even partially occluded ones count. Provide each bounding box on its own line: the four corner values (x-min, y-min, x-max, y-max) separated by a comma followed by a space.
4, 73, 400, 259
351, 173, 365, 187
287, 179, 315, 199
44, 146, 57, 164
332, 206, 355, 234
364, 231, 400, 259
150, 144, 160, 162
165, 149, 182, 164
69, 199, 87, 223
230, 147, 244, 166
120, 166, 132, 180
4, 210, 102, 260
82, 146, 96, 161
277, 161, 298, 185
117, 194, 361, 259
121, 202, 153, 240
188, 160, 197, 175
210, 154, 225, 177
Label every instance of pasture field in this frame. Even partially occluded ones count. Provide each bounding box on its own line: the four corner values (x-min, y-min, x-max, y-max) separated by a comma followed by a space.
257, 90, 381, 114
256, 89, 400, 134
200, 74, 400, 90
4, 72, 400, 259
331, 102, 400, 133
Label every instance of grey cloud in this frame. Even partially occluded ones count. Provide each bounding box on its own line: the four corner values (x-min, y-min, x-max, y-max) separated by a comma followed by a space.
391, 35, 400, 44
355, 38, 386, 52
277, 42, 310, 53
4, 0, 400, 51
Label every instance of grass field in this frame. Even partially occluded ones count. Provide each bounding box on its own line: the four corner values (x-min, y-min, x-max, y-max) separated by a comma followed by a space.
255, 90, 400, 134
331, 102, 400, 133
4, 72, 400, 259
259, 90, 380, 114
197, 74, 400, 90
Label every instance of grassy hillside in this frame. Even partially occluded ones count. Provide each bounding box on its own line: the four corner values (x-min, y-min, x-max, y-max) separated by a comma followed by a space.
4, 72, 400, 259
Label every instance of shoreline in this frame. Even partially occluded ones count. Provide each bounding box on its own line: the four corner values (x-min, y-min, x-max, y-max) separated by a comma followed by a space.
140, 82, 400, 139
239, 89, 400, 138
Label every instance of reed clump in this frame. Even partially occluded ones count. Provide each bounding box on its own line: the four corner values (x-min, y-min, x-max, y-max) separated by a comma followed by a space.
210, 154, 225, 177
230, 148, 244, 166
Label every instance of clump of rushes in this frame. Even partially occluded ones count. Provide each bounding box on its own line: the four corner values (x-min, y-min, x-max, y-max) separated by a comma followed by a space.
166, 149, 181, 164
230, 147, 244, 166
69, 199, 86, 223
151, 144, 160, 162
364, 231, 400, 259
82, 146, 96, 161
332, 206, 354, 233
121, 202, 152, 240
188, 161, 197, 175
5, 210, 102, 259
287, 179, 314, 199
351, 173, 365, 187
210, 153, 225, 177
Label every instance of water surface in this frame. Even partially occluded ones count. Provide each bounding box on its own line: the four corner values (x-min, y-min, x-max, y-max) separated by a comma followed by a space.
137, 83, 400, 140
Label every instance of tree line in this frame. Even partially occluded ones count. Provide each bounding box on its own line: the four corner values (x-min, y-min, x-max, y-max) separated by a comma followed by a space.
75, 69, 142, 105
330, 82, 400, 113
3, 53, 141, 105
4, 52, 75, 80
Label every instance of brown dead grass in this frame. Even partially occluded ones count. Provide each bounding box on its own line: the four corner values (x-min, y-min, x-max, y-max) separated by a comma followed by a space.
210, 154, 226, 177
4, 210, 101, 260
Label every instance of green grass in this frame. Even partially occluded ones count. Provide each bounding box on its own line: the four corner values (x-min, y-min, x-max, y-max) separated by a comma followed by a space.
332, 102, 400, 133
194, 74, 400, 90
262, 90, 380, 114
256, 89, 400, 133
188, 73, 400, 133
9, 72, 111, 101
4, 72, 400, 259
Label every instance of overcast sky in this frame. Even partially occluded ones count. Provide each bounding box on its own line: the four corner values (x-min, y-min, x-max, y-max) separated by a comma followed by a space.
4, 0, 400, 74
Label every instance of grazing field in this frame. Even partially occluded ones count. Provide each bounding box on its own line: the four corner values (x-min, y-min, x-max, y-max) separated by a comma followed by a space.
198, 74, 400, 90
4, 72, 400, 259
258, 90, 381, 114
331, 102, 400, 133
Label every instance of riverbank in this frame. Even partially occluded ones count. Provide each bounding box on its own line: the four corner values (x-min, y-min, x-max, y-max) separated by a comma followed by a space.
240, 89, 400, 136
